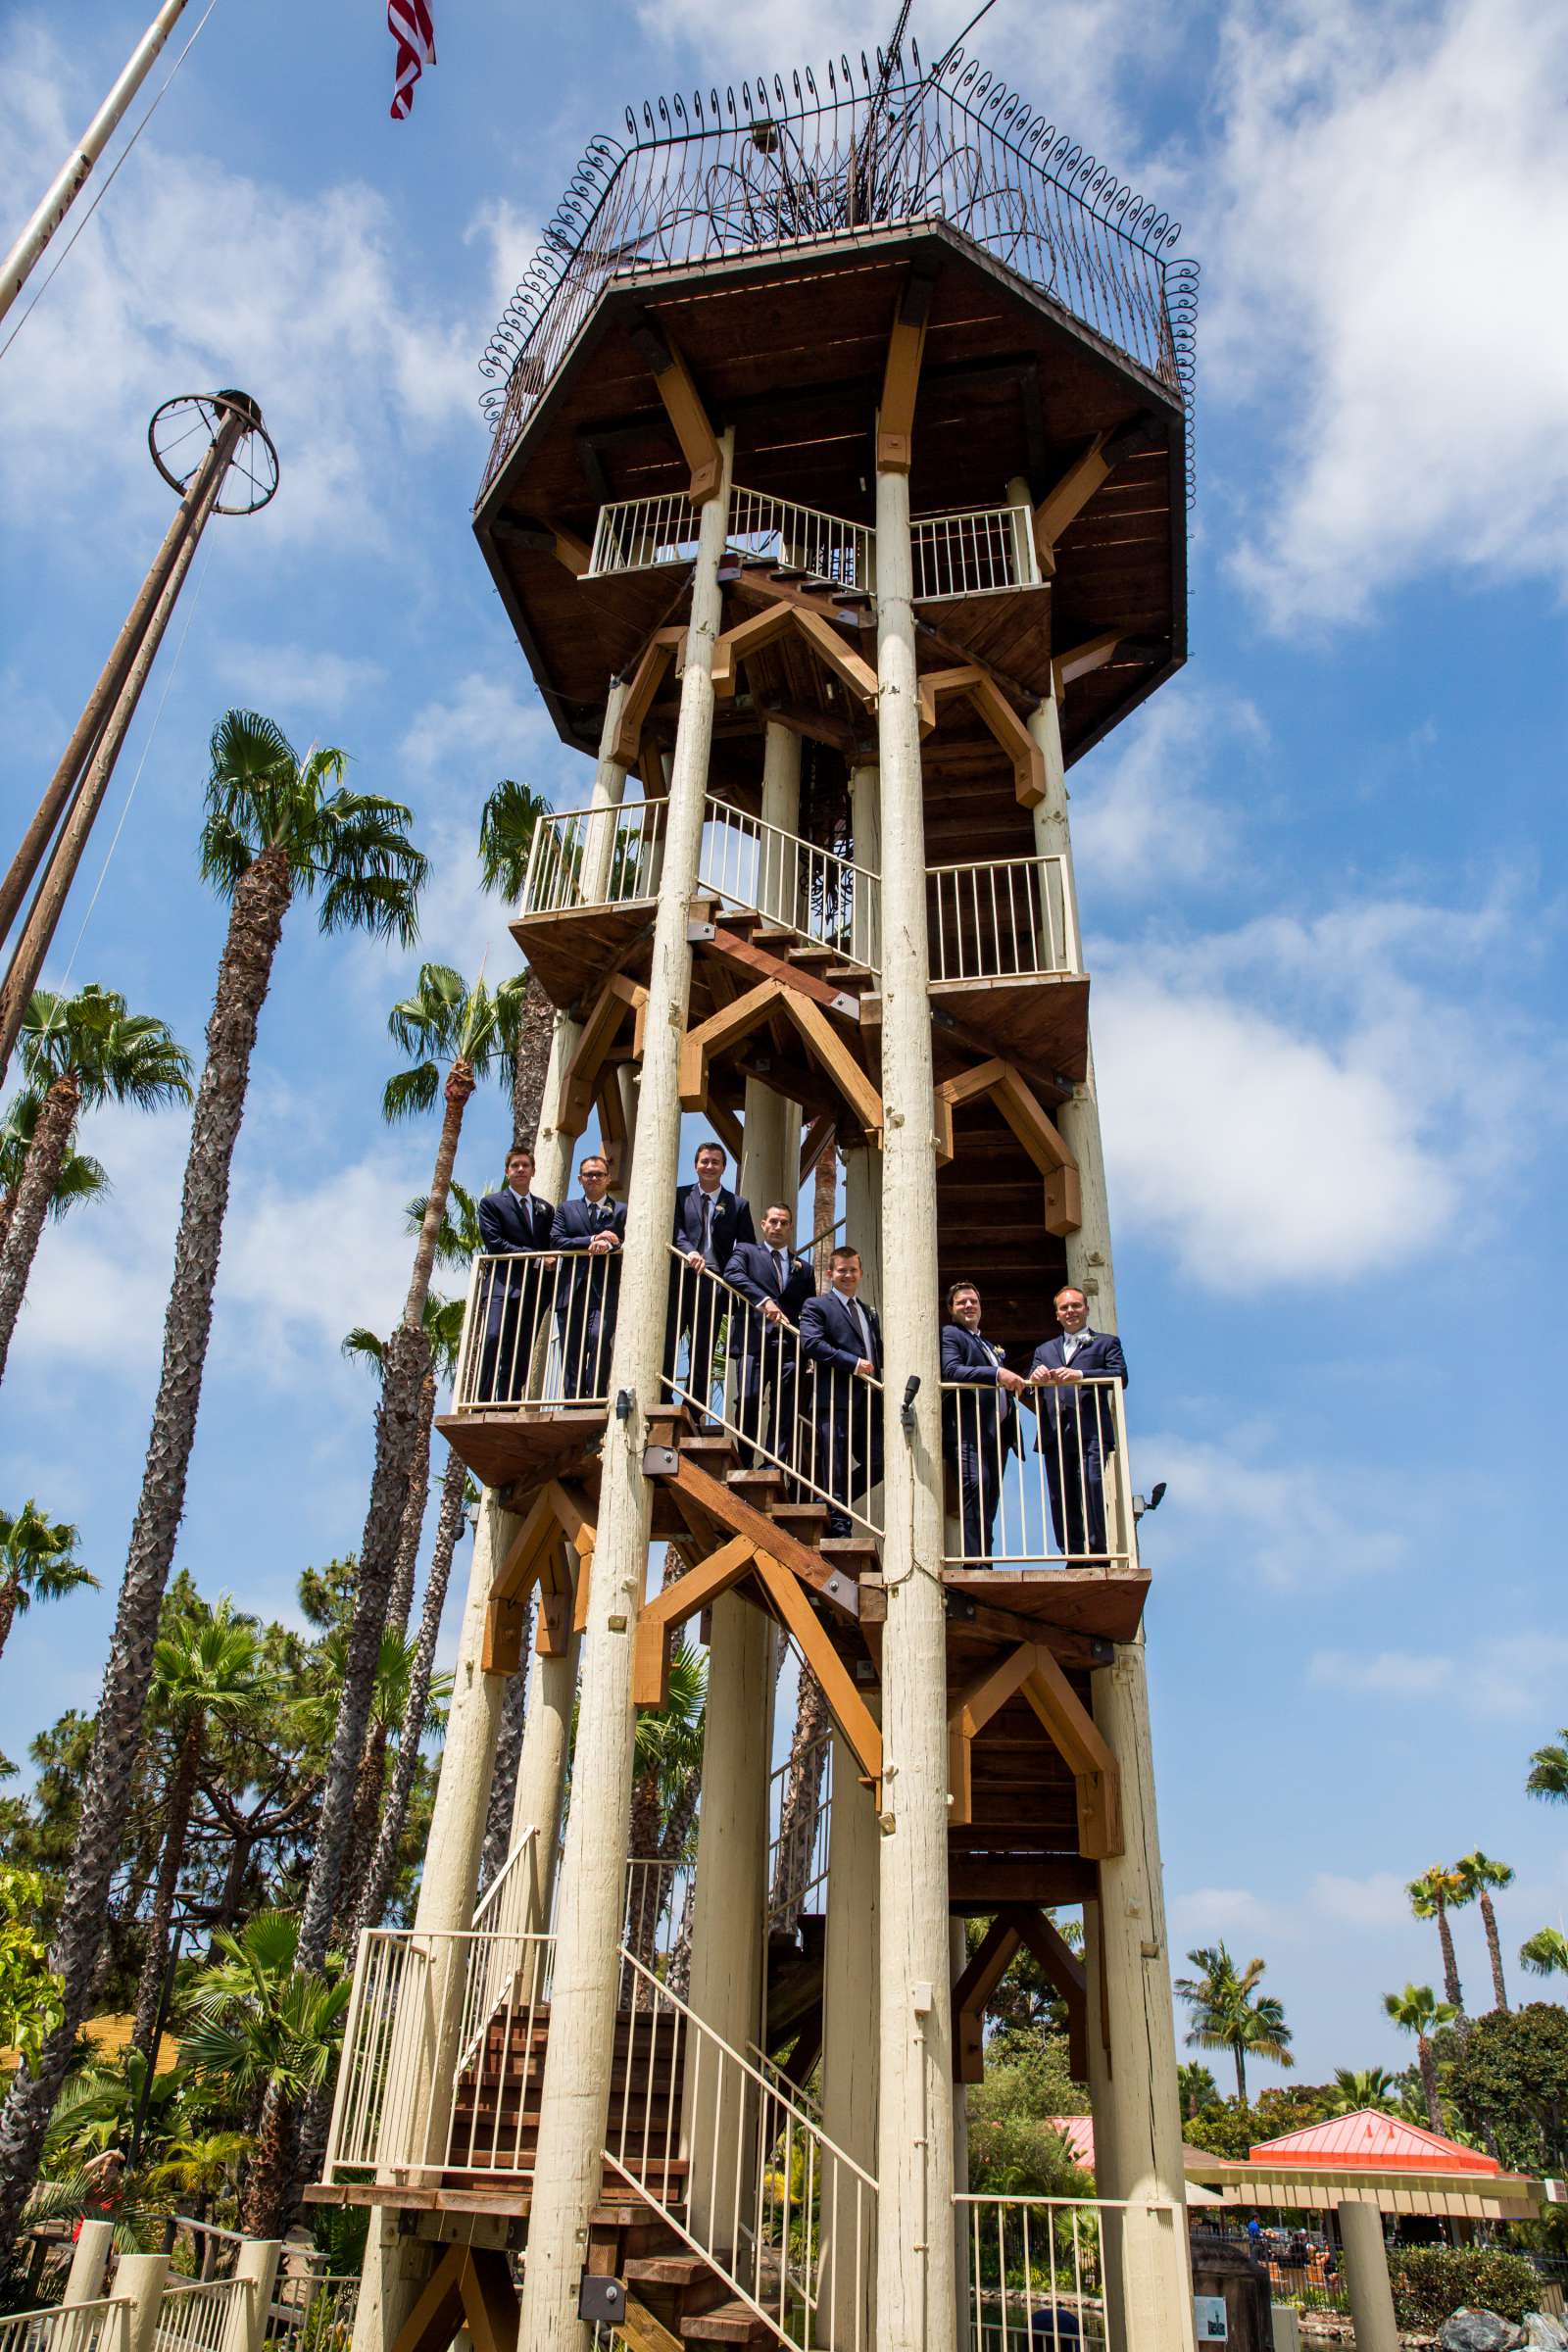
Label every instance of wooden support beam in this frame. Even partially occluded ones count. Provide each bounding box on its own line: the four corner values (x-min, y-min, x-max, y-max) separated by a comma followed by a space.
680, 975, 882, 1140
615, 2297, 683, 2352
792, 604, 880, 709
636, 728, 666, 799
1012, 1908, 1089, 2082
701, 923, 861, 1016
570, 1522, 595, 1637
877, 270, 934, 473
660, 1452, 860, 1616
778, 992, 883, 1140
752, 1547, 882, 1794
1032, 433, 1109, 575
392, 2247, 466, 2352
460, 2247, 521, 2352
1052, 630, 1124, 701
711, 602, 796, 701
947, 1643, 1043, 1827
633, 1533, 756, 1706
989, 1063, 1081, 1236
799, 1108, 836, 1187
707, 1097, 746, 1163
915, 664, 1045, 807
563, 971, 645, 1131
951, 1915, 1024, 2083
678, 977, 779, 1109
633, 323, 723, 503
1021, 1648, 1123, 1861
712, 599, 878, 711
610, 628, 682, 769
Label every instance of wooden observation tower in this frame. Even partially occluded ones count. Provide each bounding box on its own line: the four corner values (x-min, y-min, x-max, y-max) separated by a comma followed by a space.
315, 45, 1200, 2352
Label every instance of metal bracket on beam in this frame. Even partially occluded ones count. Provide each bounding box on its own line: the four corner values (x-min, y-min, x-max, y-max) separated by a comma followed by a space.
641, 1445, 678, 1479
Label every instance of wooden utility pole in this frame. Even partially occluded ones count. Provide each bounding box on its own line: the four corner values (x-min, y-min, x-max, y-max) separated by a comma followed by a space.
0, 0, 195, 328
0, 390, 275, 1080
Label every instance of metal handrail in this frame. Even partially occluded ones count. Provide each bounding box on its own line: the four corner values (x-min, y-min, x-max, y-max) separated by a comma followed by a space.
909, 501, 1041, 598
927, 851, 1080, 981
472, 1823, 540, 1929
939, 1373, 1136, 1568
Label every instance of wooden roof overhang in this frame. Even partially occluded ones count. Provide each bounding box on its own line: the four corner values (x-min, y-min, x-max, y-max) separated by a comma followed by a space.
1185, 2158, 1544, 2223
473, 219, 1187, 768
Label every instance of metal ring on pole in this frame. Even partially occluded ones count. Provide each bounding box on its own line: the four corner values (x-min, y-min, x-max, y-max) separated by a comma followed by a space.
148, 389, 279, 514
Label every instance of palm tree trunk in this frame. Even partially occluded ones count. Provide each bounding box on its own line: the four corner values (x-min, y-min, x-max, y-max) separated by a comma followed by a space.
480, 1636, 531, 1889
0, 1575, 18, 1664
240, 2076, 297, 2238
770, 1668, 831, 1935
130, 1717, 204, 2069
386, 1366, 436, 1637
0, 847, 292, 2252
1234, 2043, 1248, 2105
1481, 1892, 1508, 2012
511, 973, 555, 1153
1436, 1895, 1467, 2025
1417, 2034, 1442, 2132
403, 1064, 474, 1331
333, 1728, 387, 1937
354, 1446, 468, 1939
811, 1138, 836, 1283
0, 1072, 78, 1389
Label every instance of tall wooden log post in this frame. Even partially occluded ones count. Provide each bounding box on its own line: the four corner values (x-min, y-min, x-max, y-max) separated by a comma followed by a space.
514, 435, 734, 2352
872, 459, 957, 2352
350, 1493, 521, 2352
1026, 689, 1196, 2352
844, 760, 882, 1279
532, 680, 632, 1206
821, 1719, 879, 2350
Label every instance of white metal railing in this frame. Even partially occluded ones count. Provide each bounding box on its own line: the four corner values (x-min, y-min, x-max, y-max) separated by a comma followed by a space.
700, 796, 880, 972
519, 796, 667, 920
910, 503, 1041, 600
664, 1248, 883, 1539
940, 1375, 1135, 1569
452, 1249, 616, 1412
0, 2302, 129, 2352
927, 855, 1079, 983
767, 1731, 833, 1928
611, 1945, 876, 2352
287, 2278, 359, 2352
957, 2196, 1119, 2352
587, 484, 873, 595
153, 2278, 252, 2352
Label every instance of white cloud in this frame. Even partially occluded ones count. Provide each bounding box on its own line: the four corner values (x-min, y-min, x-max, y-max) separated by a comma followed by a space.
1201, 0, 1568, 625
1308, 1637, 1568, 1722
1143, 1432, 1406, 1592
209, 645, 388, 723
1169, 1885, 1282, 1942
1307, 1873, 1409, 1932
1095, 891, 1556, 1288
1072, 683, 1266, 901
400, 672, 557, 789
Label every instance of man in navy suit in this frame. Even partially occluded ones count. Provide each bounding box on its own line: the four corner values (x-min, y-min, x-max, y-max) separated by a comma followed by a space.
665, 1140, 756, 1413
1029, 1284, 1129, 1560
725, 1201, 814, 1465
475, 1146, 556, 1403
799, 1246, 883, 1537
548, 1153, 626, 1399
941, 1280, 1028, 1562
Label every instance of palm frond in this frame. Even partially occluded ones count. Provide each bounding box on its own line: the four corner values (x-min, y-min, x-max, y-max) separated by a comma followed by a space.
382, 1062, 441, 1122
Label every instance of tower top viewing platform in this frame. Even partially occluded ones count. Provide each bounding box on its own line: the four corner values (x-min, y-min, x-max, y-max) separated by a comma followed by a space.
473, 42, 1200, 764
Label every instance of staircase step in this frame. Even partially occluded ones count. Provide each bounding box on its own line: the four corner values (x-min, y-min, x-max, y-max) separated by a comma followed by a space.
823, 964, 872, 988
767, 564, 807, 581
624, 2256, 711, 2289
681, 2302, 779, 2345
784, 942, 835, 966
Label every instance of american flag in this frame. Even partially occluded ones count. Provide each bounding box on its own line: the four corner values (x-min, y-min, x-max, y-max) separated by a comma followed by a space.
388, 0, 435, 119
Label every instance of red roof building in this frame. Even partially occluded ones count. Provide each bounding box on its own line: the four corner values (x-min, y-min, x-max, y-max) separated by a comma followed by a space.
1248, 2110, 1499, 2176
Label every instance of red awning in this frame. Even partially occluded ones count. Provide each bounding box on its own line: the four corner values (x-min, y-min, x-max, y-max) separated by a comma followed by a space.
1247, 2110, 1499, 2175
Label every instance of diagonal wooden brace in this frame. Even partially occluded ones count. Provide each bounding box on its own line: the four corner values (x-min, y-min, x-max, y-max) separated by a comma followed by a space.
633, 1534, 756, 1707
1021, 1647, 1123, 1860
1012, 1907, 1090, 2082
752, 1548, 882, 1799
951, 1913, 1023, 2083
947, 1642, 1043, 1825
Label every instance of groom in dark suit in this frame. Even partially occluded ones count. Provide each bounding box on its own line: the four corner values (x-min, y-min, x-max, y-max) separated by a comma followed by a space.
665, 1140, 756, 1412
799, 1246, 883, 1537
941, 1280, 1027, 1562
1029, 1283, 1129, 1559
548, 1153, 626, 1399
725, 1201, 814, 1465
475, 1147, 556, 1403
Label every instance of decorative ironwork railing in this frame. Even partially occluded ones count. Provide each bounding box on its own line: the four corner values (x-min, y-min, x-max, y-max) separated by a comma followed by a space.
478, 44, 1198, 492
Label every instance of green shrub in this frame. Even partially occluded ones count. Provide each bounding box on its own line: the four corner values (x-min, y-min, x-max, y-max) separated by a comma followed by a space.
1385, 2244, 1544, 2328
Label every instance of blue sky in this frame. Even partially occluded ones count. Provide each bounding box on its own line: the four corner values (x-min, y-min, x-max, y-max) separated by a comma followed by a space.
1, 0, 1565, 2086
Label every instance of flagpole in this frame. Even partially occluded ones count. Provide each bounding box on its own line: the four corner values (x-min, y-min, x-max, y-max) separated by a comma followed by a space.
0, 0, 193, 329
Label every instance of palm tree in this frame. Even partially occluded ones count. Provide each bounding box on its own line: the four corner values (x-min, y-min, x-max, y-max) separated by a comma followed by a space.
770, 1667, 830, 1936
179, 1911, 349, 2237
293, 961, 521, 1978
130, 1596, 273, 2069
342, 1291, 466, 1636
1454, 1850, 1514, 2013
1519, 1928, 1568, 1983
478, 779, 555, 1151
147, 2131, 251, 2246
1178, 2062, 1220, 2120
351, 1455, 473, 1939
626, 1641, 708, 1979
0, 711, 424, 2249
1527, 1730, 1568, 1804
1174, 1943, 1295, 2104
0, 1500, 96, 1664
1408, 1866, 1468, 2019
0, 984, 190, 1385
1383, 1984, 1455, 2132
1330, 2066, 1398, 2114
0, 1086, 108, 1255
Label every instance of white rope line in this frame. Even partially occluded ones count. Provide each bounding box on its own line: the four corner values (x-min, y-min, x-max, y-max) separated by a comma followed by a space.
59, 525, 216, 989
0, 0, 221, 365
